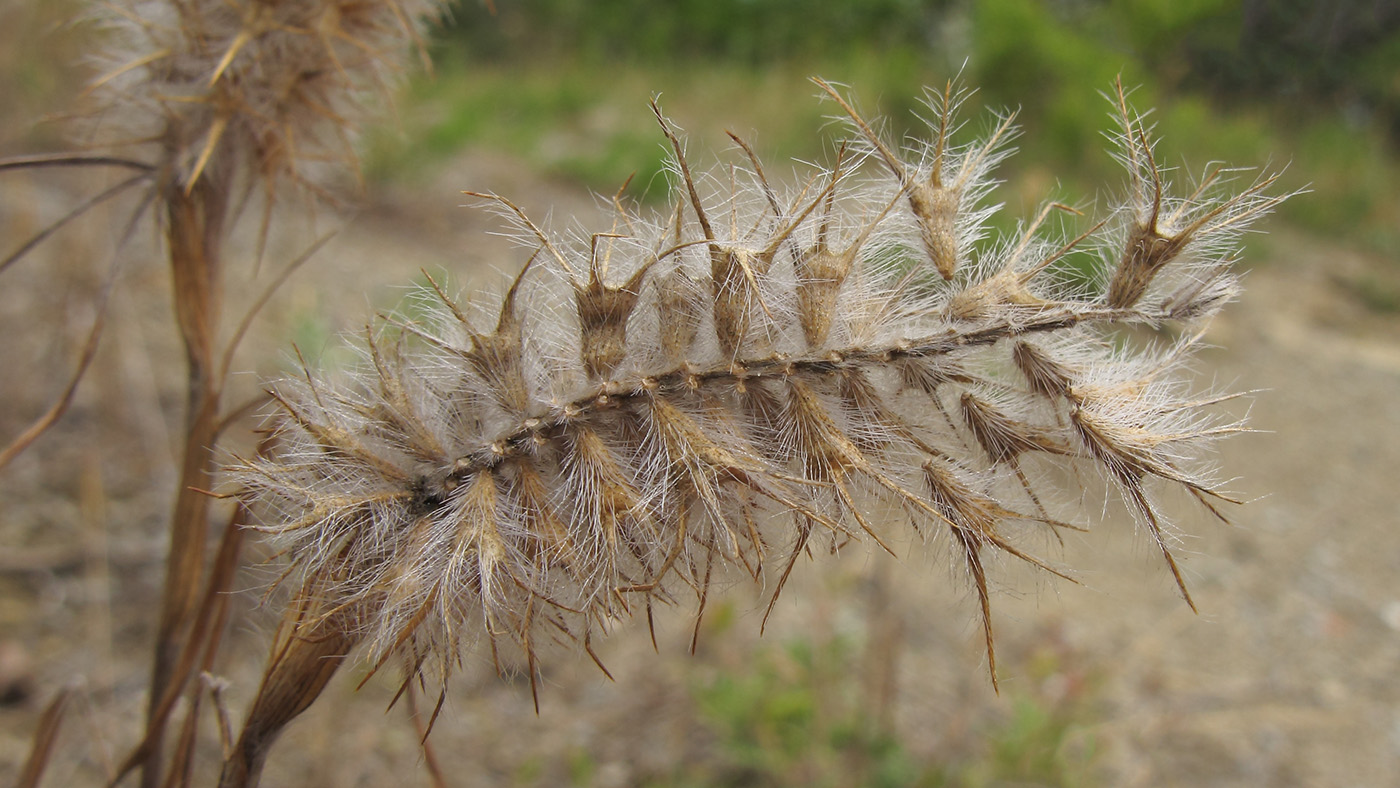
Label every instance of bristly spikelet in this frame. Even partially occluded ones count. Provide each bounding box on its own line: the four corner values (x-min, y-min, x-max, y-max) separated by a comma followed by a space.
1102, 82, 1288, 310
235, 77, 1290, 699
814, 78, 1018, 283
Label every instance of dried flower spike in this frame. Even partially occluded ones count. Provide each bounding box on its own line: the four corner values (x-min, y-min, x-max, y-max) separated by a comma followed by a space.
236, 78, 1287, 710
88, 0, 447, 217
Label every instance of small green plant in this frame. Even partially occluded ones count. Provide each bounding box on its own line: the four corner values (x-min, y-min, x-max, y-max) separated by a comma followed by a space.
664, 634, 1097, 788
685, 636, 920, 788
977, 695, 1093, 786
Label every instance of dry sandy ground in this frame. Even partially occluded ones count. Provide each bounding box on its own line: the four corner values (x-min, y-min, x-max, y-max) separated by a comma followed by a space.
1, 150, 1398, 787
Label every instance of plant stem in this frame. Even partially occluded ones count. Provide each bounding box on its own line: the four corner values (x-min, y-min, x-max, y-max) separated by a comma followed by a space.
141, 173, 228, 788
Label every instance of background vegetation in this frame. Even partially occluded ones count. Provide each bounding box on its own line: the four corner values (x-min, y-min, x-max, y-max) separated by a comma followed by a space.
372, 0, 1400, 275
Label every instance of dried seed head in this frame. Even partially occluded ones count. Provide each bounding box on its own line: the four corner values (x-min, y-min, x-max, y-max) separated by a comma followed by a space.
1108, 221, 1189, 308
237, 79, 1285, 704
88, 0, 446, 200
794, 150, 900, 349
960, 392, 1066, 464
814, 78, 1019, 282
709, 244, 771, 357
447, 259, 534, 419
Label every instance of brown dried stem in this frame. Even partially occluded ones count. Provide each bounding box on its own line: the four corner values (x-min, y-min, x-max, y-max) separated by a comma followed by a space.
217, 591, 359, 788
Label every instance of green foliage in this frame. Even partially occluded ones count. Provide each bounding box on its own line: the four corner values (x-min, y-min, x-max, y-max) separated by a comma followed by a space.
567, 747, 598, 786
365, 63, 672, 194
965, 695, 1096, 787
443, 0, 945, 66
970, 0, 1144, 168
1108, 0, 1239, 66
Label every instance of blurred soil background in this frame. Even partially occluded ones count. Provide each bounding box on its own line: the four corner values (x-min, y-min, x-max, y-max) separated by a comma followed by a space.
2, 1, 1400, 786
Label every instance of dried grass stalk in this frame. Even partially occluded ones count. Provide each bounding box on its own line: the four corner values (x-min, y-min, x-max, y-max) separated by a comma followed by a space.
4, 2, 448, 785
77, 1, 448, 785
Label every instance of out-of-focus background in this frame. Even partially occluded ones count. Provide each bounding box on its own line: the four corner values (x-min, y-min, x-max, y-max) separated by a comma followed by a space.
2, 1, 1399, 785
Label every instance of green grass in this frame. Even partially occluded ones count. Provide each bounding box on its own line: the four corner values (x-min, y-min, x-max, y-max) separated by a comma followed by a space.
364, 53, 956, 203
369, 55, 1399, 263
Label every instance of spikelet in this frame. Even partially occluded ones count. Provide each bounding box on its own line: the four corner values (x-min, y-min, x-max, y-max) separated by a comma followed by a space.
235, 77, 1289, 700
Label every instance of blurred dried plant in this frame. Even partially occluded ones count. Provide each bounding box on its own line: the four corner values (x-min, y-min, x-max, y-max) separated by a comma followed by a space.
1, 1, 446, 787
230, 74, 1289, 785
